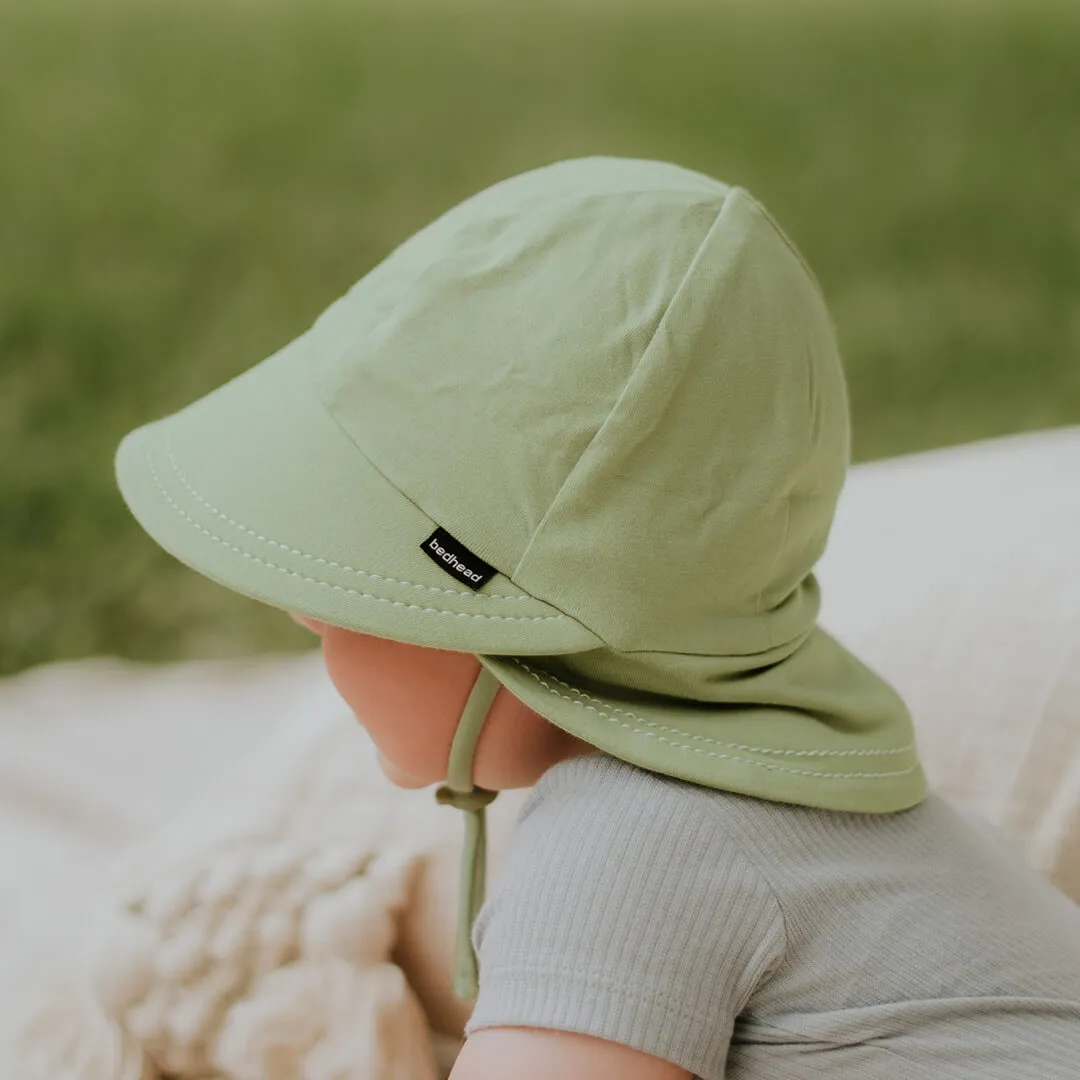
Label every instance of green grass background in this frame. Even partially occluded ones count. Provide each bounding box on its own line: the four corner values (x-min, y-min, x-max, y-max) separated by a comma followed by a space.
1, 0, 1078, 676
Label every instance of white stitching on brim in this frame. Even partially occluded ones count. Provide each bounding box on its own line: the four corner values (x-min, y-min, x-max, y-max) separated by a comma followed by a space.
508, 659, 918, 779
142, 444, 570, 623
163, 434, 534, 602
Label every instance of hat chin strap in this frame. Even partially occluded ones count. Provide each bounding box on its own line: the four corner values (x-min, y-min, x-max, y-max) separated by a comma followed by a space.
433, 662, 501, 1000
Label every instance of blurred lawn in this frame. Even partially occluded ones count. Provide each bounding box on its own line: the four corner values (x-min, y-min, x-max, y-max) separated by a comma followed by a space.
1, 0, 1078, 676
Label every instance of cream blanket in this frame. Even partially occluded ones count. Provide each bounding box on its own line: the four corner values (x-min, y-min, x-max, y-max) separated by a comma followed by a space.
3, 425, 1080, 1078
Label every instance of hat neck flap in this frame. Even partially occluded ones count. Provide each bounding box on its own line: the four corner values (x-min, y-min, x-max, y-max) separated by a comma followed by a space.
479, 613, 926, 820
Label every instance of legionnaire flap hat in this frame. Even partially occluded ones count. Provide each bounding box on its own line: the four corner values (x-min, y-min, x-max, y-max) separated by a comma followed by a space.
116, 156, 927, 1000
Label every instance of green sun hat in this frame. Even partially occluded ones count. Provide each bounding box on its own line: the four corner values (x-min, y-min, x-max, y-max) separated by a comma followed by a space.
115, 157, 927, 1000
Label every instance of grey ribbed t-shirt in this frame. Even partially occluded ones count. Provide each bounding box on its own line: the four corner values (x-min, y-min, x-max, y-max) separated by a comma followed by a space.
465, 753, 1080, 1079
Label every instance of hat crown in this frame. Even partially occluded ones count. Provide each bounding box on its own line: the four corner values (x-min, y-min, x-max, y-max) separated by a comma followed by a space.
309, 157, 848, 654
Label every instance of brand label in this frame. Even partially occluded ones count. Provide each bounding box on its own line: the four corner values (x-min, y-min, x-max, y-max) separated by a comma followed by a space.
420, 526, 497, 590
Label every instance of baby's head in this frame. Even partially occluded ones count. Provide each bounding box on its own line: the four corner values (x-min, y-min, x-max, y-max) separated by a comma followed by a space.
287, 611, 592, 790
116, 155, 926, 996
117, 154, 923, 813
116, 153, 929, 810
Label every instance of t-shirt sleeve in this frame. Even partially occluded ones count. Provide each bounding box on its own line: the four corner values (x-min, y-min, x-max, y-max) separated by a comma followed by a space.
464, 754, 787, 1080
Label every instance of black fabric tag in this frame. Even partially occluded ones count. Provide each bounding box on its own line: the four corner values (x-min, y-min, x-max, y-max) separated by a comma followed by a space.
420, 526, 497, 590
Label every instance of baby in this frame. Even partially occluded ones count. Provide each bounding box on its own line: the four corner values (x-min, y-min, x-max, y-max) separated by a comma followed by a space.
115, 157, 1080, 1079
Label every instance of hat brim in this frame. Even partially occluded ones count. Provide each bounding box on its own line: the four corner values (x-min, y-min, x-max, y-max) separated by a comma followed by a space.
115, 334, 603, 656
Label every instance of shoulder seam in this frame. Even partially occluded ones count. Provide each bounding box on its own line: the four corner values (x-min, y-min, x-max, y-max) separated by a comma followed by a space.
690, 792, 791, 1008
583, 759, 791, 1006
